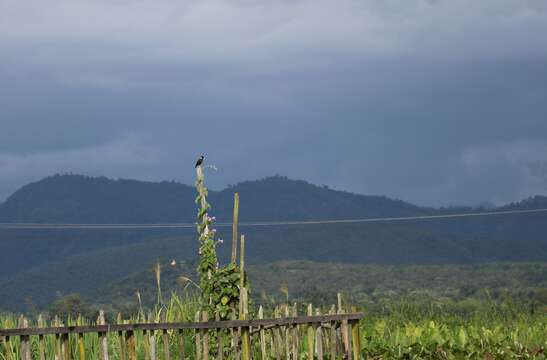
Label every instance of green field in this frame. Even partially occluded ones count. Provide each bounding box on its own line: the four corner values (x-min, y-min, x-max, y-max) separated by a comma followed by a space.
1, 292, 546, 359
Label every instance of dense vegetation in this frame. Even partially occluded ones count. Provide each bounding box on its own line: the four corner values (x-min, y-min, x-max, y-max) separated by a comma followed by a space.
1, 292, 545, 359
4, 260, 546, 317
1, 174, 547, 313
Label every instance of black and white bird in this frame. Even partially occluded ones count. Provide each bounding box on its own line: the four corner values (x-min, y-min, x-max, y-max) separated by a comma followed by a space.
195, 155, 205, 168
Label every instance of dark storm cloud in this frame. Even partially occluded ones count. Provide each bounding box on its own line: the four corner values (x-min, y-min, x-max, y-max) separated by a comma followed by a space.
1, 0, 547, 205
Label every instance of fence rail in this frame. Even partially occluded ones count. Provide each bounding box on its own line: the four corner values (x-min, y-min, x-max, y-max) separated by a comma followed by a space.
0, 314, 362, 337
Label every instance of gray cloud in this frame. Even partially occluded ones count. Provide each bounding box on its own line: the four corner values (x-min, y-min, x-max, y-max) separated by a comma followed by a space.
1, 0, 547, 205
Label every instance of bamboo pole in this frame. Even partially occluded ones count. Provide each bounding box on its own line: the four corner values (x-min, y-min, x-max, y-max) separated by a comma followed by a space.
201, 312, 209, 360
147, 313, 156, 360
117, 314, 126, 360
216, 313, 223, 360
54, 317, 62, 360
231, 193, 240, 264
291, 305, 298, 359
346, 322, 353, 360
258, 306, 266, 360
126, 331, 136, 360
195, 312, 202, 360
272, 308, 282, 360
240, 288, 251, 360
62, 332, 71, 360
163, 329, 171, 360
328, 306, 336, 360
337, 293, 349, 354
231, 310, 240, 360
283, 306, 290, 360
97, 311, 109, 360
19, 316, 30, 360
239, 235, 245, 289
315, 309, 323, 360
38, 315, 45, 360
350, 307, 361, 360
77, 315, 85, 360
306, 305, 314, 360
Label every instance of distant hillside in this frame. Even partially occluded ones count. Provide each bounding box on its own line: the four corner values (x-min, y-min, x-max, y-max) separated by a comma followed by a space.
0, 174, 546, 312
0, 174, 429, 223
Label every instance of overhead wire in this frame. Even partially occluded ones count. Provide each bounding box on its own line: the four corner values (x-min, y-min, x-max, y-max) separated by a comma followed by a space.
0, 208, 546, 230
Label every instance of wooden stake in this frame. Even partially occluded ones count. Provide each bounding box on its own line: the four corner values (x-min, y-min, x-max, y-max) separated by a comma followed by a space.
239, 235, 245, 289
216, 313, 223, 360
328, 306, 337, 360
163, 330, 170, 360
97, 311, 109, 360
147, 313, 156, 360
337, 293, 349, 354
350, 307, 361, 360
53, 317, 61, 360
19, 317, 30, 360
38, 315, 45, 360
272, 307, 282, 360
126, 331, 136, 360
315, 309, 323, 360
306, 305, 314, 360
258, 306, 266, 360
230, 310, 240, 360
240, 288, 251, 360
283, 306, 290, 360
231, 193, 240, 264
62, 333, 71, 360
291, 305, 298, 359
201, 312, 209, 360
195, 312, 202, 360
346, 322, 353, 360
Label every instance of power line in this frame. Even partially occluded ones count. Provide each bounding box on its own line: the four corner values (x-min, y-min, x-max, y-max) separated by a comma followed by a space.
0, 208, 546, 230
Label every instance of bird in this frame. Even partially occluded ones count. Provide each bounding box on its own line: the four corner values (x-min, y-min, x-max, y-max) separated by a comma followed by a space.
195, 155, 204, 168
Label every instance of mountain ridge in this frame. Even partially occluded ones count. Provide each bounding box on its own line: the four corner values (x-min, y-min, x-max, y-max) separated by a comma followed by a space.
0, 174, 432, 223
3, 173, 546, 223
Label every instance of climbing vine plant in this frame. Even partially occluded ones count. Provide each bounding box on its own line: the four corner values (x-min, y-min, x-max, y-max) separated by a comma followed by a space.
195, 164, 241, 319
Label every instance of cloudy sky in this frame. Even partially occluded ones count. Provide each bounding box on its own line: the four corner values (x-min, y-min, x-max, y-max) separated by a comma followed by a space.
1, 0, 546, 206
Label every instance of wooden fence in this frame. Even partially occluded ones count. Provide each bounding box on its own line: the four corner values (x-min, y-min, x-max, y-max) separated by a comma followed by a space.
0, 310, 362, 360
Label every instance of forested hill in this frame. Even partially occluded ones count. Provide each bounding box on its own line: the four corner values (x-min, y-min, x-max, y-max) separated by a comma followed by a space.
0, 174, 432, 223
1, 174, 547, 311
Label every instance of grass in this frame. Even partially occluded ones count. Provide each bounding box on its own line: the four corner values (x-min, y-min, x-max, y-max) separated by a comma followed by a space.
1, 292, 546, 359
